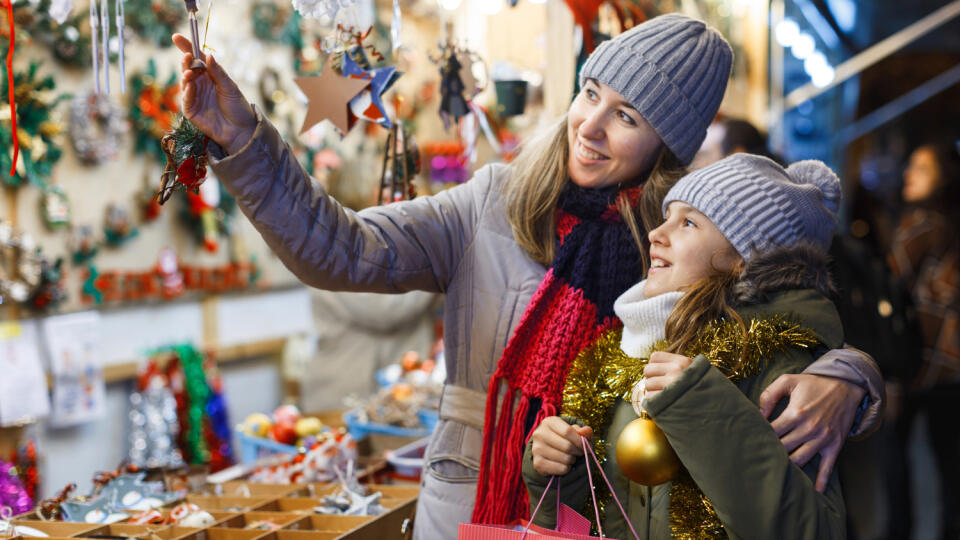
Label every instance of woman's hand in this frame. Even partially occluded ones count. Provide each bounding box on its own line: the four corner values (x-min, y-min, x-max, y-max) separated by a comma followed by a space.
529, 416, 594, 476
758, 374, 866, 492
172, 34, 256, 155
643, 351, 694, 398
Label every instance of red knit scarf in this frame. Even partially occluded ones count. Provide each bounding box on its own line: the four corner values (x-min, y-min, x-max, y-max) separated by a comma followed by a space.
472, 182, 644, 524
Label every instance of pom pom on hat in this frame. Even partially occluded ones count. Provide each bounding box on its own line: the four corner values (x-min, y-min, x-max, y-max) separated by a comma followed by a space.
786, 160, 842, 215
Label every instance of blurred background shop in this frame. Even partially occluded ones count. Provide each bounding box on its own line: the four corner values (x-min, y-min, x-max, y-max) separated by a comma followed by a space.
1, 0, 958, 538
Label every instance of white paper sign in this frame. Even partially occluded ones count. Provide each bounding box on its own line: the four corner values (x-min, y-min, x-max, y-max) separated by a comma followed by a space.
42, 312, 106, 428
0, 321, 51, 427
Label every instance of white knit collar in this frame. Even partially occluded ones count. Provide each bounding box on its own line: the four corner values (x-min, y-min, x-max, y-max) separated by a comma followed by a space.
614, 280, 683, 357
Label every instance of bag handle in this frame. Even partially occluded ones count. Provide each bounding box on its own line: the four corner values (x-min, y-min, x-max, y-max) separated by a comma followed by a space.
522, 437, 640, 540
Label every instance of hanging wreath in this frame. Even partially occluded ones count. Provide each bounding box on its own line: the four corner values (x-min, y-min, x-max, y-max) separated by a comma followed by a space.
129, 60, 180, 164
0, 218, 64, 311
126, 0, 184, 48
70, 92, 128, 164
251, 1, 301, 47
0, 61, 67, 188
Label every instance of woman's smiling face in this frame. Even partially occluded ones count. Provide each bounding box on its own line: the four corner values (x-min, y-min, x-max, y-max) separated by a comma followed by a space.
567, 79, 663, 189
644, 201, 742, 298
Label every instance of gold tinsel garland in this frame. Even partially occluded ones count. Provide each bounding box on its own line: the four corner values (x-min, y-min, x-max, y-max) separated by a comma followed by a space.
560, 315, 819, 538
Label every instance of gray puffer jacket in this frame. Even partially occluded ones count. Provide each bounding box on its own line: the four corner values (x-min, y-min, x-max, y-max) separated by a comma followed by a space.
208, 109, 883, 538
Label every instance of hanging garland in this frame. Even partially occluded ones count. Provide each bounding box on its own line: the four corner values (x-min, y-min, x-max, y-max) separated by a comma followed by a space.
129, 60, 179, 164
159, 345, 234, 472
70, 92, 128, 164
0, 61, 67, 188
126, 0, 184, 48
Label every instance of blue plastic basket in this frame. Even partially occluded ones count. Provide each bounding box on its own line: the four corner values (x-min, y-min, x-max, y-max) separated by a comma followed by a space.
236, 431, 300, 464
342, 409, 438, 440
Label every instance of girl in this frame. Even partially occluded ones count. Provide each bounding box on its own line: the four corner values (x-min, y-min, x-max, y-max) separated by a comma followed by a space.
525, 154, 849, 539
172, 15, 880, 537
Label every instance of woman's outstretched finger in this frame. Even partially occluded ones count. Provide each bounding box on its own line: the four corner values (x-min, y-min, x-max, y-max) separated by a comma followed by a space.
172, 33, 193, 53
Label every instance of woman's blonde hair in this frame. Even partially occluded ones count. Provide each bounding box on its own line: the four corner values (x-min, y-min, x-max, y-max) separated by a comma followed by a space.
501, 116, 686, 267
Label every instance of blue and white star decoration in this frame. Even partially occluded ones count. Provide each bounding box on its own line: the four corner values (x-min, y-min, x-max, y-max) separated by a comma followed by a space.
340, 52, 401, 130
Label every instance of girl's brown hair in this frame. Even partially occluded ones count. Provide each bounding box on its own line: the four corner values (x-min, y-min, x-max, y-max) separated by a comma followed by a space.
502, 116, 686, 267
664, 261, 746, 355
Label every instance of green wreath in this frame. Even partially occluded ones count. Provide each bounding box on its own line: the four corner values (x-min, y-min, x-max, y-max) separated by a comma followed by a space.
0, 62, 68, 188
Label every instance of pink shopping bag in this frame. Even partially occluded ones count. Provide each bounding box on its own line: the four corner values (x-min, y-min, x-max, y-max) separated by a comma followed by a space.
457, 436, 641, 540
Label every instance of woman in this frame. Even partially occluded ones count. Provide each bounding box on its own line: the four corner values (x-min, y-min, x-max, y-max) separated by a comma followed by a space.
888, 141, 960, 539
172, 14, 882, 538
525, 155, 849, 538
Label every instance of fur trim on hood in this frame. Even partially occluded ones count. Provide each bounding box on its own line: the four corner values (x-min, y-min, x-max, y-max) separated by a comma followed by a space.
731, 243, 835, 306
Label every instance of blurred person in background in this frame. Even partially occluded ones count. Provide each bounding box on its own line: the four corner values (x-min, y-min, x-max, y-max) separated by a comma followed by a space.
888, 140, 960, 540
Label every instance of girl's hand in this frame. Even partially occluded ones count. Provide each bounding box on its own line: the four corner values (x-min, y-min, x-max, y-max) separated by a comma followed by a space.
643, 351, 695, 398
758, 373, 866, 493
529, 416, 594, 476
172, 34, 256, 155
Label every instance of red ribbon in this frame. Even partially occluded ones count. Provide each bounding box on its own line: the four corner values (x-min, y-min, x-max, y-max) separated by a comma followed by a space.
3, 0, 17, 177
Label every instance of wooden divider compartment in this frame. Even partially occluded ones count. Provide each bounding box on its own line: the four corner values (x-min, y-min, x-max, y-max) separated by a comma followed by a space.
273, 531, 340, 540
217, 483, 308, 499
10, 520, 104, 537
185, 496, 276, 513
305, 484, 418, 502
202, 527, 277, 540
83, 523, 199, 540
215, 512, 308, 531
298, 515, 371, 533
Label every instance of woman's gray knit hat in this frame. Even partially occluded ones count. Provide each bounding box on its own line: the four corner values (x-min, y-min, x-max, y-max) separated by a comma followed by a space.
579, 13, 733, 165
662, 154, 842, 260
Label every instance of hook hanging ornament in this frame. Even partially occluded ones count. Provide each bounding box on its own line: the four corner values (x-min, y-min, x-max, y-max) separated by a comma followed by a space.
182, 0, 206, 71
615, 378, 681, 486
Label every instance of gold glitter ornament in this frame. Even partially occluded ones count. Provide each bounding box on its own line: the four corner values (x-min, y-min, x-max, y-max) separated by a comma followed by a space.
615, 413, 681, 485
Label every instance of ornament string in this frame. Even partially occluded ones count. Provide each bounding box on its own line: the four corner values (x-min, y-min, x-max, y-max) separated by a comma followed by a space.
116, 0, 125, 93
100, 0, 109, 93
89, 0, 100, 93
3, 0, 17, 176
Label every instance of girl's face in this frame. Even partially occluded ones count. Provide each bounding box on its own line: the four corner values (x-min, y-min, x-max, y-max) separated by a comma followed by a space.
567, 79, 663, 189
903, 147, 942, 203
644, 201, 742, 298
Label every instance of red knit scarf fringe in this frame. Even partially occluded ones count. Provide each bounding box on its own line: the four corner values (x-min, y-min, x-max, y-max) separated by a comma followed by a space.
472, 269, 619, 524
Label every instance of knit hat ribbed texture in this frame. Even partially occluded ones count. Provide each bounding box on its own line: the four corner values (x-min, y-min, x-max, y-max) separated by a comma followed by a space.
662, 154, 842, 260
579, 13, 733, 165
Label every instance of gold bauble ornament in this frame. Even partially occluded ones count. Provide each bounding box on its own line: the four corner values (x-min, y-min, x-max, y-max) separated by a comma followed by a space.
615, 415, 681, 486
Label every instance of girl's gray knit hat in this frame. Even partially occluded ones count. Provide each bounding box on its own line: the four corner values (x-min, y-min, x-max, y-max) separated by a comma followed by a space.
579, 13, 733, 165
662, 153, 842, 260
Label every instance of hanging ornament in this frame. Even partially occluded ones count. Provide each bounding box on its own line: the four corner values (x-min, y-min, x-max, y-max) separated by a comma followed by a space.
157, 115, 209, 205
48, 0, 72, 24
389, 0, 402, 52
103, 203, 138, 246
126, 0, 184, 47
178, 177, 235, 253
69, 225, 99, 265
29, 256, 66, 311
434, 43, 469, 130
295, 57, 370, 137
155, 248, 184, 299
70, 92, 128, 164
115, 0, 126, 93
129, 61, 180, 164
290, 0, 357, 22
615, 379, 680, 486
41, 185, 71, 229
1, 61, 67, 187
0, 219, 45, 306
341, 52, 398, 130
180, 0, 206, 71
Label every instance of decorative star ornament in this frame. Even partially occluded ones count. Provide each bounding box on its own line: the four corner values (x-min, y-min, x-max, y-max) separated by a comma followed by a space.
295, 60, 370, 136
341, 52, 400, 130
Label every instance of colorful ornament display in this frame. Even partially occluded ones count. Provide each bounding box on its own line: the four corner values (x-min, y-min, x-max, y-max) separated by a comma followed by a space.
251, 1, 301, 46
126, 0, 184, 47
158, 115, 209, 205
247, 431, 358, 484
102, 203, 139, 246
0, 459, 32, 515
1, 61, 66, 187
69, 92, 128, 164
2, 0, 92, 67
128, 362, 184, 468
129, 60, 179, 164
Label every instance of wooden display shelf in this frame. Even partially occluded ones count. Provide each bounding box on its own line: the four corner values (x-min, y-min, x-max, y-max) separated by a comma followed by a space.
100, 338, 288, 384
